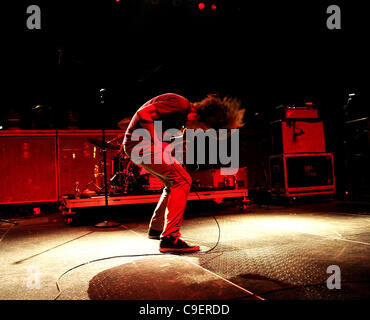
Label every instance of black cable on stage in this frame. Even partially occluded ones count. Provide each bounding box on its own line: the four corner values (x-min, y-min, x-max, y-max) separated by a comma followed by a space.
54, 252, 164, 300
54, 216, 220, 300
54, 158, 222, 300
171, 161, 221, 254
0, 221, 18, 243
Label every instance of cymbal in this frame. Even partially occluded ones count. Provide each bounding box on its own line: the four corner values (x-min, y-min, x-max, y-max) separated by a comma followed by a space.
88, 138, 120, 150
117, 117, 131, 129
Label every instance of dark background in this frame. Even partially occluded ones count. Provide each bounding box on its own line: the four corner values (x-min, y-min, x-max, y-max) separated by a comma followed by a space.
2, 0, 369, 200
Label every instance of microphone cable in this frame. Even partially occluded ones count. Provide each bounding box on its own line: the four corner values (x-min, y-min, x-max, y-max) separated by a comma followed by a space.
54, 156, 222, 300
171, 161, 221, 254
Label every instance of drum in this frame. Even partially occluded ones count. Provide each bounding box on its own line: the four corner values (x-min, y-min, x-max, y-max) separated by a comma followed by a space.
139, 167, 164, 191
110, 154, 144, 193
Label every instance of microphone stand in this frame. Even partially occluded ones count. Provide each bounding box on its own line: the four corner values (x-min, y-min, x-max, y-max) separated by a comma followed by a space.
95, 88, 120, 228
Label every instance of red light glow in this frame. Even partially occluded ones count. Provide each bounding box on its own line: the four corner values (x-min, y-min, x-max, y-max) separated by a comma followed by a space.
198, 2, 205, 10
211, 4, 216, 10
305, 102, 314, 105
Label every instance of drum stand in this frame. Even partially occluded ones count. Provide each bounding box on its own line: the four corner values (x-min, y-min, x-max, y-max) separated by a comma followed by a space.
81, 149, 113, 196
109, 154, 126, 194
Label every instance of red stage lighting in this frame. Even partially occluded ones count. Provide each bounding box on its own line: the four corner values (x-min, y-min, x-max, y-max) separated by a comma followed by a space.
198, 2, 205, 10
211, 3, 216, 10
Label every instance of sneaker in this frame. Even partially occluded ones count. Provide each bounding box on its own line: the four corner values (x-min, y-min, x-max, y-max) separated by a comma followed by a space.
159, 236, 200, 253
148, 228, 162, 240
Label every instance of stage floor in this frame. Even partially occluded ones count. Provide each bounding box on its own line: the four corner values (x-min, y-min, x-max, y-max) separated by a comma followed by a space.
0, 201, 369, 301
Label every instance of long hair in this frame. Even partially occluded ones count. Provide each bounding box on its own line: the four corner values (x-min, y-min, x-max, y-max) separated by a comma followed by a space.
193, 94, 245, 129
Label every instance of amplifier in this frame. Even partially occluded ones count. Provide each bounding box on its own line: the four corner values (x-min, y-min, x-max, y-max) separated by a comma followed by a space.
270, 120, 326, 154
139, 167, 248, 191
190, 167, 248, 190
276, 104, 319, 120
269, 153, 335, 198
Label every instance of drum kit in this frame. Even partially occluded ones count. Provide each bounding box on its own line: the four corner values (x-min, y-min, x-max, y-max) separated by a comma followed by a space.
82, 116, 199, 196
83, 117, 149, 196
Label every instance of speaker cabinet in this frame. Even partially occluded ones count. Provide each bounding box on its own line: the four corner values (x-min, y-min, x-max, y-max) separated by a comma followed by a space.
271, 120, 326, 154
269, 153, 335, 197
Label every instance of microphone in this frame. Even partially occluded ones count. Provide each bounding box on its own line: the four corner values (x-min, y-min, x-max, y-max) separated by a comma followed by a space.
99, 88, 106, 104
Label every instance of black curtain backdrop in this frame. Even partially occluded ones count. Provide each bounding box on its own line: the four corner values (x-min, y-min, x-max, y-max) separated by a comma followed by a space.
3, 0, 369, 199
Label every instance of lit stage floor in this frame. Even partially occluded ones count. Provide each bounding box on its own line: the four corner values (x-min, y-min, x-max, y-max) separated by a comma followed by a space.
0, 201, 369, 301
